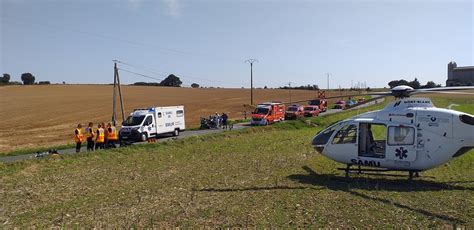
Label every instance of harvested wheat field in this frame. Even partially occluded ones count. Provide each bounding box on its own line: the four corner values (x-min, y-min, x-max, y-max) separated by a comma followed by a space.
0, 85, 361, 153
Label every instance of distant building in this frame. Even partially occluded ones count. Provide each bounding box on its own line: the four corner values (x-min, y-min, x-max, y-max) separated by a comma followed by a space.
446, 61, 474, 86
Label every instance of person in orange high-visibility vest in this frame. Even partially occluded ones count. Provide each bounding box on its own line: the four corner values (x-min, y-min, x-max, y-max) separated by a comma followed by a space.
85, 122, 95, 151
107, 122, 118, 148
102, 122, 109, 149
95, 124, 105, 150
74, 124, 84, 153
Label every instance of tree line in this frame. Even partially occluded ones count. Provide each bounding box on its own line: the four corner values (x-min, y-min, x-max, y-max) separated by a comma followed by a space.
132, 74, 203, 88
1, 73, 51, 85
279, 84, 320, 91
388, 78, 441, 89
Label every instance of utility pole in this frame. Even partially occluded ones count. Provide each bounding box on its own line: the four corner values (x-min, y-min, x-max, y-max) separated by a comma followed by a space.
288, 82, 292, 103
245, 59, 258, 105
112, 60, 125, 126
326, 73, 331, 90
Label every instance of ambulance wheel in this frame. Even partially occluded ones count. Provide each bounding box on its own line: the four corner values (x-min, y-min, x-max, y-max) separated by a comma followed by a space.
173, 129, 180, 136
140, 133, 148, 142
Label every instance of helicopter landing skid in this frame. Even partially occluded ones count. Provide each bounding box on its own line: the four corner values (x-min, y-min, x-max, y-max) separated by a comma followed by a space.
338, 164, 421, 180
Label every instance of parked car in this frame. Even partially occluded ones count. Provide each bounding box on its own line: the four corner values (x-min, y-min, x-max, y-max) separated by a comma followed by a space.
285, 105, 304, 120
346, 100, 357, 108
303, 106, 320, 117
357, 98, 366, 103
334, 100, 346, 109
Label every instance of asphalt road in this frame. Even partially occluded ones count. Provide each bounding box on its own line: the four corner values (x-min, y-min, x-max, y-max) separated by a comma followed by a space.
0, 98, 383, 163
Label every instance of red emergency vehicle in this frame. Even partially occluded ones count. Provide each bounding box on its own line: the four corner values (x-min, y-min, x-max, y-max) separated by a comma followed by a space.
308, 91, 328, 112
251, 102, 286, 125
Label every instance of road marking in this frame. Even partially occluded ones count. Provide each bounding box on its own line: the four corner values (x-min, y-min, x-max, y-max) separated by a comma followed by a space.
447, 104, 460, 110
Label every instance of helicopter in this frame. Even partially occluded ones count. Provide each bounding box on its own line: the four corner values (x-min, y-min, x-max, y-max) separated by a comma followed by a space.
308, 85, 474, 179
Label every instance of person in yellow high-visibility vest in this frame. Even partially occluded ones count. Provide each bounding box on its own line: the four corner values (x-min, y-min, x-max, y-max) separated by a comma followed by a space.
95, 124, 105, 150
85, 122, 95, 151
107, 122, 118, 148
74, 124, 84, 153
102, 122, 108, 148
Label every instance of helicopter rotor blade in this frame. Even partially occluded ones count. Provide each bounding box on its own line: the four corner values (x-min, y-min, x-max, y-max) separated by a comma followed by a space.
412, 91, 474, 95
283, 91, 391, 105
411, 86, 474, 93
416, 86, 474, 91
322, 92, 391, 99
345, 95, 388, 110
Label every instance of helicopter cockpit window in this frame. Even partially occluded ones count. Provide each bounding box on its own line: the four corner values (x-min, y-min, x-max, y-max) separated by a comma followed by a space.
312, 122, 342, 146
332, 124, 357, 144
388, 126, 415, 145
460, 114, 474, 125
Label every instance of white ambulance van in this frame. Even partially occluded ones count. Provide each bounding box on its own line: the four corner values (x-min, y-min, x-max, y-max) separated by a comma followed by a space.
119, 106, 185, 142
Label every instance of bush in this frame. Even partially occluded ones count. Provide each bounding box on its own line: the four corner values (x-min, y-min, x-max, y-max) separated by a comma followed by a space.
159, 74, 182, 87
1, 73, 11, 84
21, 73, 36, 85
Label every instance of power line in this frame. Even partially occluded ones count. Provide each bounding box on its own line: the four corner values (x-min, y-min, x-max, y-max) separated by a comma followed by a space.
3, 15, 244, 63
118, 68, 164, 82
116, 60, 246, 86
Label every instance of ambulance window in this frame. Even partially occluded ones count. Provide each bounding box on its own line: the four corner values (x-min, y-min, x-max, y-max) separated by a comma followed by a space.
332, 124, 357, 144
176, 110, 184, 117
388, 126, 415, 145
144, 116, 153, 126
157, 112, 162, 118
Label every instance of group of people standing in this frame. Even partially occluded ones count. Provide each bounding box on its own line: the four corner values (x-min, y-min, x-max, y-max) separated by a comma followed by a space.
211, 112, 229, 129
74, 122, 119, 153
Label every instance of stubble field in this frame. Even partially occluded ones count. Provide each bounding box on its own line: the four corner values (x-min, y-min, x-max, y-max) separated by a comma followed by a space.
0, 85, 357, 153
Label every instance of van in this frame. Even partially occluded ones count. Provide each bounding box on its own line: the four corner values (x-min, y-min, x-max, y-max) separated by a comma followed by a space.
119, 106, 185, 142
251, 102, 286, 125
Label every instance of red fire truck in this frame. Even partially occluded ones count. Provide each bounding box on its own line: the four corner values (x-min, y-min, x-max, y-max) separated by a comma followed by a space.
308, 91, 328, 112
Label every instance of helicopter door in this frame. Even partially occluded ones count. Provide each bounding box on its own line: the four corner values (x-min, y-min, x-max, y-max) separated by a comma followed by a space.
358, 123, 387, 158
385, 125, 417, 162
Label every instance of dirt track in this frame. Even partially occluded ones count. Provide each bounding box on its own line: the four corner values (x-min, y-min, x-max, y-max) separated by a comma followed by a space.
0, 85, 360, 152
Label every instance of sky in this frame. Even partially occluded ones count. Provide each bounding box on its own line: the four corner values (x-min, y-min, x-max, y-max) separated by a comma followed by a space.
1, 0, 473, 88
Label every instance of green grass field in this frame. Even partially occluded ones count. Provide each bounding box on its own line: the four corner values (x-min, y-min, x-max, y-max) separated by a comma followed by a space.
1, 96, 473, 228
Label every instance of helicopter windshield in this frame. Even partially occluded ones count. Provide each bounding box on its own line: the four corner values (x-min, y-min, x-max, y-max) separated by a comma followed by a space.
312, 121, 343, 146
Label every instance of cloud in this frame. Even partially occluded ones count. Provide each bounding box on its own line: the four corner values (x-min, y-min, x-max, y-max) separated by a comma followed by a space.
161, 0, 181, 17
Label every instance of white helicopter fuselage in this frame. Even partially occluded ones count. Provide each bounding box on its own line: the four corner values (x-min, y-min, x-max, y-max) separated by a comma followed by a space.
313, 98, 474, 171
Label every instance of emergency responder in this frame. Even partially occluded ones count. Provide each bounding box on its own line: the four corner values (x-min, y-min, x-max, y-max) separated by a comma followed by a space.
74, 124, 84, 153
107, 122, 118, 148
85, 122, 95, 151
95, 124, 105, 150
102, 122, 108, 148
